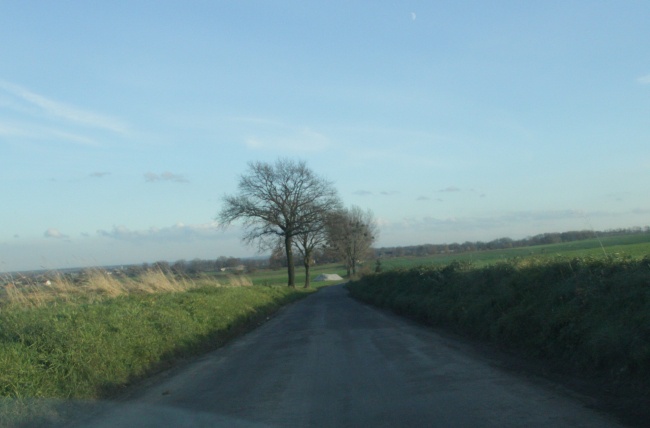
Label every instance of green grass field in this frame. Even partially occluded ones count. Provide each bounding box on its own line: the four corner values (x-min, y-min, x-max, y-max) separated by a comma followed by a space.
0, 270, 338, 426
204, 263, 349, 287
377, 233, 650, 271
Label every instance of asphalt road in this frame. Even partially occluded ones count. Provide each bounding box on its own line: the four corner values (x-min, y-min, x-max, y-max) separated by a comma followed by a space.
80, 284, 623, 427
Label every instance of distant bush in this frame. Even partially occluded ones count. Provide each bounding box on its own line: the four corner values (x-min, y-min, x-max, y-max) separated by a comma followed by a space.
347, 255, 650, 384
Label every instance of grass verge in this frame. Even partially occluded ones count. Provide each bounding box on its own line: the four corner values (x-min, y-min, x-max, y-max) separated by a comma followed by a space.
0, 272, 316, 426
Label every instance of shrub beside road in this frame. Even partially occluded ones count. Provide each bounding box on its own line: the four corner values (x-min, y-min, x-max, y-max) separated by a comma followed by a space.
348, 255, 650, 389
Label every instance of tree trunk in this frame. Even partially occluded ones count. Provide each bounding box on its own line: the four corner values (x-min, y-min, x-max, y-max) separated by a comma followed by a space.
303, 249, 312, 288
285, 235, 295, 287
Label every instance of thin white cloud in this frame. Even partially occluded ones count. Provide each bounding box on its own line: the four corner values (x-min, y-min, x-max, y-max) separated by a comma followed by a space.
352, 190, 400, 197
439, 186, 461, 193
226, 116, 334, 153
631, 208, 650, 215
0, 80, 128, 134
0, 120, 102, 146
89, 172, 111, 178
384, 209, 594, 235
244, 127, 331, 153
226, 116, 289, 128
0, 121, 32, 137
144, 171, 189, 183
44, 228, 69, 239
637, 74, 650, 85
97, 222, 218, 242
49, 129, 101, 146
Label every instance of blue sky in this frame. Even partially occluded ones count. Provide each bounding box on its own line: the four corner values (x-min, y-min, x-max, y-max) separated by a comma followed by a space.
1, 1, 649, 272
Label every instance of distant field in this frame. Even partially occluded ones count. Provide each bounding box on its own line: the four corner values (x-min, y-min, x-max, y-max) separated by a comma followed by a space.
211, 233, 650, 284
378, 233, 650, 271
205, 263, 349, 287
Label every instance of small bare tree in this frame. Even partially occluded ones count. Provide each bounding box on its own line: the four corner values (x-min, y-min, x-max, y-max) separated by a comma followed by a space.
293, 213, 329, 288
327, 206, 378, 277
217, 159, 341, 287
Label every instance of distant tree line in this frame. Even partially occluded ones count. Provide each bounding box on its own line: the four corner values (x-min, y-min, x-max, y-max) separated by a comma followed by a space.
374, 226, 650, 259
115, 226, 649, 280
123, 256, 267, 277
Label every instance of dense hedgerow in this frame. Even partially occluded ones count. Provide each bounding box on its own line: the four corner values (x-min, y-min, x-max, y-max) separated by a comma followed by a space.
347, 255, 650, 382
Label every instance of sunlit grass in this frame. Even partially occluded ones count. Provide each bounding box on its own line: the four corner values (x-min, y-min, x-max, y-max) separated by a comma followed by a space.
6, 270, 141, 307
0, 268, 326, 425
1, 268, 228, 309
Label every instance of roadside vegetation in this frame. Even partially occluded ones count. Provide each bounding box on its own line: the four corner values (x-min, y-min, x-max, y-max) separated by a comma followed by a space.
0, 268, 340, 426
348, 237, 650, 393
2, 150, 647, 425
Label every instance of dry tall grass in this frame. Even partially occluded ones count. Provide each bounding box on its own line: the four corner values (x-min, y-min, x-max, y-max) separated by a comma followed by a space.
0, 269, 258, 308
226, 274, 253, 287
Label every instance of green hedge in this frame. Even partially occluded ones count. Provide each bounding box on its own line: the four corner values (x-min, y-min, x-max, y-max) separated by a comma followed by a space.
348, 256, 650, 382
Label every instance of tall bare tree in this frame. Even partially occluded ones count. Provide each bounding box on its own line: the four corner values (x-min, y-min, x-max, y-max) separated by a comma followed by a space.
327, 206, 378, 277
217, 159, 341, 287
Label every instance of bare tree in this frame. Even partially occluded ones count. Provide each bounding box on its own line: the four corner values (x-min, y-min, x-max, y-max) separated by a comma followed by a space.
217, 159, 341, 287
293, 213, 329, 288
327, 206, 378, 277
268, 241, 287, 270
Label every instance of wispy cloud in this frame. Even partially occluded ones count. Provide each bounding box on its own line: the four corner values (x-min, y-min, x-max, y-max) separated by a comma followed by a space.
0, 119, 103, 146
49, 129, 101, 146
439, 186, 461, 193
144, 171, 189, 183
0, 80, 128, 134
97, 222, 218, 242
631, 208, 650, 215
227, 116, 288, 128
384, 209, 593, 235
89, 172, 111, 178
353, 189, 400, 196
637, 74, 650, 85
44, 228, 69, 239
244, 127, 331, 153
229, 117, 332, 153
0, 121, 33, 137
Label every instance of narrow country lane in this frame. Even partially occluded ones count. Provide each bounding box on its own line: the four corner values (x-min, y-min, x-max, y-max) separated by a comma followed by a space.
78, 284, 623, 427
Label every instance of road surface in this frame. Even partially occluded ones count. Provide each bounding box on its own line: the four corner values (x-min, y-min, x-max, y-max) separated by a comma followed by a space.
78, 284, 624, 427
